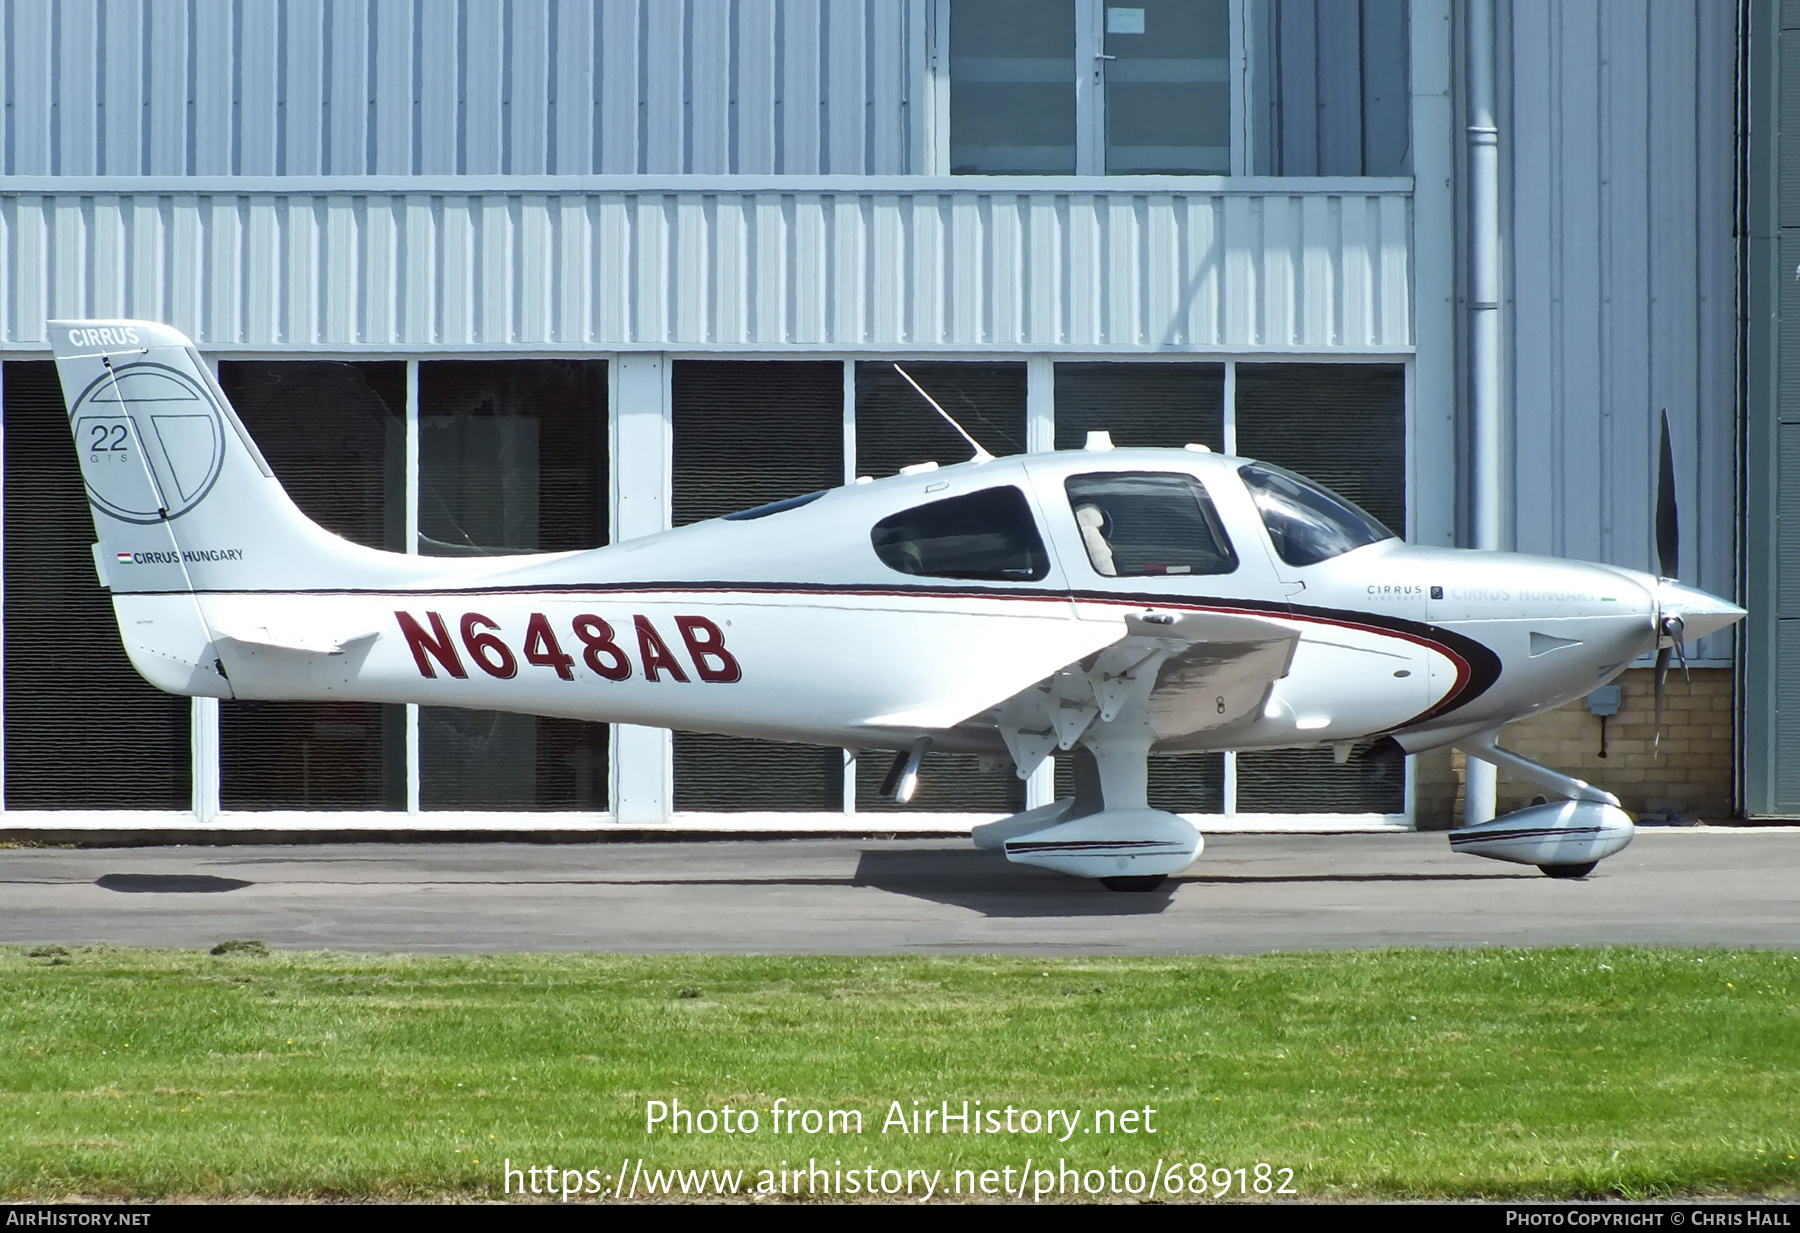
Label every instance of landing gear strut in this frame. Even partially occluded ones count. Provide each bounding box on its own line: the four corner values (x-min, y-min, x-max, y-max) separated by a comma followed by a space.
974, 744, 1203, 887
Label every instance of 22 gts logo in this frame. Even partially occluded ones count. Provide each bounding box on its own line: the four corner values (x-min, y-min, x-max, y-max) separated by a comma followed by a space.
396, 611, 740, 684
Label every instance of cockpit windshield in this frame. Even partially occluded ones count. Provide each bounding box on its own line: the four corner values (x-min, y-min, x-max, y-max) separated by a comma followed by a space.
1238, 462, 1396, 567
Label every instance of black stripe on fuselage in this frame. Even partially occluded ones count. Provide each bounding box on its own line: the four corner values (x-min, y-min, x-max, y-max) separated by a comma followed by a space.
128, 579, 1505, 727
1450, 826, 1609, 845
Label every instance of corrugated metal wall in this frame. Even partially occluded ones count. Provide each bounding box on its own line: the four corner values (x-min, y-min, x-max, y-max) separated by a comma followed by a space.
1504, 0, 1738, 660
1253, 0, 1413, 177
0, 0, 923, 177
0, 181, 1413, 351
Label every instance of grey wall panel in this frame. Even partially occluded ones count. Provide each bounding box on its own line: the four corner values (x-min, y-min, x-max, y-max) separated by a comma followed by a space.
2, 0, 921, 178
9, 2, 50, 174
1257, 0, 1411, 177
58, 0, 98, 176
1361, 0, 1412, 175
0, 180, 1411, 353
1780, 424, 1800, 615
1505, 0, 1737, 661
1779, 620, 1800, 805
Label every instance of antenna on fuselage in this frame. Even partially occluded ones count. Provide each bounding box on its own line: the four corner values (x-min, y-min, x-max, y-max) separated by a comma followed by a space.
891, 364, 994, 463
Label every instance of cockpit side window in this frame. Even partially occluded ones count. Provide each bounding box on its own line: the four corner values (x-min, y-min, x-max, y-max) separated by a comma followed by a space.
1062, 472, 1239, 578
1238, 461, 1396, 567
871, 486, 1050, 581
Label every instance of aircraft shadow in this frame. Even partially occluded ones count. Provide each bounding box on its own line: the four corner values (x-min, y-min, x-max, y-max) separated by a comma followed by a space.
848, 849, 1528, 918
96, 873, 253, 894
851, 847, 1179, 918
1178, 872, 1524, 884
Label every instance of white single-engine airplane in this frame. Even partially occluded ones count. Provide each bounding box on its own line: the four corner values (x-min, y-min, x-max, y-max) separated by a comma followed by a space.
48, 321, 1745, 889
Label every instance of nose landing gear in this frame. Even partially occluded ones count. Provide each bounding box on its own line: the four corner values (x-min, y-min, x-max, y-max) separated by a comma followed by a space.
1450, 735, 1635, 877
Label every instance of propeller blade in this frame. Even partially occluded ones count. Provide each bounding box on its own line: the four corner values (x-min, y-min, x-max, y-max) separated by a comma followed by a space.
1652, 644, 1672, 752
1656, 409, 1679, 580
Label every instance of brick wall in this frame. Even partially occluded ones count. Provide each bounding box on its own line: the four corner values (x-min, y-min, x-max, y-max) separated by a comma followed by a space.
1411, 667, 1734, 829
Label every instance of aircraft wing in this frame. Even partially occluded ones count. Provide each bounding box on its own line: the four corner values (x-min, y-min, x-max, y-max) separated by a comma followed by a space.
986, 609, 1300, 778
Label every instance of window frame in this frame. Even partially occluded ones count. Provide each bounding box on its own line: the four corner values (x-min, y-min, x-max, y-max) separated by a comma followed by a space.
1062, 470, 1241, 579
870, 484, 1053, 583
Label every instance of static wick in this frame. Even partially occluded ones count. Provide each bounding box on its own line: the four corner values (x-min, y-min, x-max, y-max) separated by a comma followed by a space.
892, 364, 993, 463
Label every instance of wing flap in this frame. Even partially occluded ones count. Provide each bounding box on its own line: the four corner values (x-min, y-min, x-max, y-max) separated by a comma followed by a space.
1125, 611, 1300, 740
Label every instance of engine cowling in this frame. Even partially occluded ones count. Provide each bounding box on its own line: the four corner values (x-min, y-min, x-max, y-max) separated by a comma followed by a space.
1448, 799, 1635, 868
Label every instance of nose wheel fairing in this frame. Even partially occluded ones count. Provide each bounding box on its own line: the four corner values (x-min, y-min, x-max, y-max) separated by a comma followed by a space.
1448, 800, 1635, 870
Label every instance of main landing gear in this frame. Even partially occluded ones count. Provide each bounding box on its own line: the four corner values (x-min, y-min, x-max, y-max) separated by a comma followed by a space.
972, 743, 1202, 891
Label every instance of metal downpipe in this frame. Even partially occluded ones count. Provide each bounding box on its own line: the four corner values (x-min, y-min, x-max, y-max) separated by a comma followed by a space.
1464, 0, 1503, 826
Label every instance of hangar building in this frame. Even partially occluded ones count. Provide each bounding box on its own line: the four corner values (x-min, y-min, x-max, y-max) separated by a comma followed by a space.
0, 0, 1777, 831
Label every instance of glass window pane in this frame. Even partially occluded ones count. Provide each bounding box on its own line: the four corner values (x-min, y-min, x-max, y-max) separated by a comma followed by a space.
675, 735, 842, 813
1250, 0, 1411, 176
3, 360, 193, 809
1064, 472, 1238, 577
1054, 362, 1223, 451
872, 487, 1049, 582
1238, 461, 1393, 568
1233, 363, 1408, 817
1054, 750, 1224, 813
420, 706, 609, 812
418, 360, 608, 554
672, 361, 843, 525
855, 362, 1028, 810
857, 751, 1025, 814
1234, 363, 1407, 535
951, 0, 1076, 173
855, 362, 1026, 478
671, 361, 845, 812
1051, 361, 1237, 833
1104, 0, 1230, 174
418, 360, 609, 812
1236, 743, 1404, 814
216, 362, 407, 810
218, 362, 407, 549
222, 701, 408, 810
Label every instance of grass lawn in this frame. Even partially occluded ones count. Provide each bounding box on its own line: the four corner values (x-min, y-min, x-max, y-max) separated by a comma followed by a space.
0, 945, 1795, 1201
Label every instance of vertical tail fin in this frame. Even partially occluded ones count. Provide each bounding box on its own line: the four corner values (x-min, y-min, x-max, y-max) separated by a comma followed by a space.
47, 320, 434, 696
49, 319, 420, 595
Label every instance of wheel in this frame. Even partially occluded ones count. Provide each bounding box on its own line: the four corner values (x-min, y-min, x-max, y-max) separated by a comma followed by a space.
1538, 862, 1597, 879
1100, 875, 1167, 892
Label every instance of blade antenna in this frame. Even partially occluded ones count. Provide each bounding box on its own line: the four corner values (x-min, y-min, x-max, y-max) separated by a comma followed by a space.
892, 364, 993, 463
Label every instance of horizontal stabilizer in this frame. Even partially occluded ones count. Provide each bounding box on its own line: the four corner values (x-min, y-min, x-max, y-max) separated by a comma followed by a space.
212, 620, 379, 657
